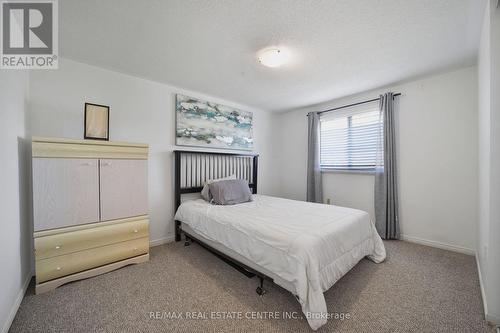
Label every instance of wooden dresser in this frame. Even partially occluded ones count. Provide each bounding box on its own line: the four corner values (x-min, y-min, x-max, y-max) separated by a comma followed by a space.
32, 137, 150, 294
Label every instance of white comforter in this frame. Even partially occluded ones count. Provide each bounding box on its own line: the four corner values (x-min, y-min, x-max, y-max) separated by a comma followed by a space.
175, 195, 386, 330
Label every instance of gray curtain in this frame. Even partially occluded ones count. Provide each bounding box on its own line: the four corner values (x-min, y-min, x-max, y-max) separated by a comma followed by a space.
374, 92, 400, 239
307, 112, 323, 203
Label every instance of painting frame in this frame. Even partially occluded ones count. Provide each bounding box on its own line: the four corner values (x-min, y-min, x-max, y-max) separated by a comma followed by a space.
84, 102, 110, 141
175, 94, 253, 151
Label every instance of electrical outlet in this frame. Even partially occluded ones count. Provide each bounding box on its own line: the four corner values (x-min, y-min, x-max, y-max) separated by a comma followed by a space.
326, 198, 331, 205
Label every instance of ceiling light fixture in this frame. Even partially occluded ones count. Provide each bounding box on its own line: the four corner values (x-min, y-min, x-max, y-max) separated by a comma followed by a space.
257, 48, 290, 68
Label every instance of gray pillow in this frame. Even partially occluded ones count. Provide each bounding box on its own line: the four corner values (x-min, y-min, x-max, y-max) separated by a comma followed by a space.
208, 179, 252, 205
200, 174, 237, 201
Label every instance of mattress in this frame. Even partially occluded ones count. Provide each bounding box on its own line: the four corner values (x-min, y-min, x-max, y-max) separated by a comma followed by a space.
174, 194, 386, 330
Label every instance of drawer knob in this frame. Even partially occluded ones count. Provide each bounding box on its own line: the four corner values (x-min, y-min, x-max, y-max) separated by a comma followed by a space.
56, 267, 61, 271
55, 245, 61, 249
133, 247, 138, 251
133, 229, 138, 233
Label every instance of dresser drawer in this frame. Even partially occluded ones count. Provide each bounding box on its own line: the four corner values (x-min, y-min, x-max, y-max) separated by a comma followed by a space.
36, 237, 149, 283
35, 218, 149, 260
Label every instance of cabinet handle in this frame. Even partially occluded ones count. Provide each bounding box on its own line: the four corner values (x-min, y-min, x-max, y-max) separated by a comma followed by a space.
55, 245, 61, 250
81, 162, 94, 166
101, 161, 112, 166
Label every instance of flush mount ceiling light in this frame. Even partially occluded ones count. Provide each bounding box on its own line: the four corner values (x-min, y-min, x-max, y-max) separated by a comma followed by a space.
257, 48, 290, 68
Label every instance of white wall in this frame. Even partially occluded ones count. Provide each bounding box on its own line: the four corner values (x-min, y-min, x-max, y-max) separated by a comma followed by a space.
276, 67, 479, 254
28, 58, 280, 246
477, 0, 490, 282
477, 0, 500, 324
0, 72, 31, 333
487, 0, 500, 322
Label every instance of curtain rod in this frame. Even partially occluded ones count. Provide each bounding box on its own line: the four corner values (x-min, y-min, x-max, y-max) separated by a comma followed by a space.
307, 93, 401, 116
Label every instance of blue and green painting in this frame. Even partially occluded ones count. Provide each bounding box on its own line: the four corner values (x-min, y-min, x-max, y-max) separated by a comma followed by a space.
175, 94, 253, 150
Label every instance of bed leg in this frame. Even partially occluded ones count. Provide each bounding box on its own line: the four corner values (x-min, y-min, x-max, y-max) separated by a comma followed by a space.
256, 276, 266, 296
175, 220, 181, 242
184, 235, 191, 246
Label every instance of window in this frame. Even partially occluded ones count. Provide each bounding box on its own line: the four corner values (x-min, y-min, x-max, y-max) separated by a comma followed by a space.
320, 102, 382, 171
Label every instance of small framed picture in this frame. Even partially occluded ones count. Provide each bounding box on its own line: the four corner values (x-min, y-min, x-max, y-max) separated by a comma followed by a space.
84, 103, 109, 140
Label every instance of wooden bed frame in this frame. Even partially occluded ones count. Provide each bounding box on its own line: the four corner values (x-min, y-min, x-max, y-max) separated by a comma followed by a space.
173, 150, 272, 295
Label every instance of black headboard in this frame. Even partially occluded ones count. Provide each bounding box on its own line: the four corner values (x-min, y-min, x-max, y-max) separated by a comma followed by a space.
174, 150, 259, 212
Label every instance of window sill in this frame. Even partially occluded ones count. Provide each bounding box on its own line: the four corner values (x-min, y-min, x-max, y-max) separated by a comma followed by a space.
321, 168, 376, 175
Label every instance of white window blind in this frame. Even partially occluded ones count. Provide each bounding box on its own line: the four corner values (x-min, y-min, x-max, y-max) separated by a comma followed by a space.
320, 102, 382, 170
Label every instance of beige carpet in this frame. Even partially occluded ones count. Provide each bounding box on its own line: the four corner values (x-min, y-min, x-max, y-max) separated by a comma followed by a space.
10, 240, 494, 332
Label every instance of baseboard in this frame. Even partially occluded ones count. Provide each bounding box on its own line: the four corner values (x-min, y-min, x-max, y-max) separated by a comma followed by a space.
400, 234, 475, 255
1, 271, 33, 333
150, 235, 175, 247
476, 253, 490, 323
486, 313, 500, 327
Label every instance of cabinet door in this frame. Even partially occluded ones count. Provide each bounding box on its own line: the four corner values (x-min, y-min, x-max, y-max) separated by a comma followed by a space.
33, 158, 100, 231
99, 159, 148, 221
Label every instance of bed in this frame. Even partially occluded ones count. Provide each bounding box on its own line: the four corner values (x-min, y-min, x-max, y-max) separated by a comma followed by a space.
173, 150, 386, 330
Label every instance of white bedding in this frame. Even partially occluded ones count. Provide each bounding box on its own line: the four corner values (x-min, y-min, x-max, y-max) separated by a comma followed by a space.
174, 194, 386, 330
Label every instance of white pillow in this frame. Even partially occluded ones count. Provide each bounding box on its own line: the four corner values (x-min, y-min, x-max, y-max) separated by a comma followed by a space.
200, 174, 237, 201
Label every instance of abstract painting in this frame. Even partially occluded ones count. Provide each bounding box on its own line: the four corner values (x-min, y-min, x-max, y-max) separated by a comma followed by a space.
175, 94, 253, 150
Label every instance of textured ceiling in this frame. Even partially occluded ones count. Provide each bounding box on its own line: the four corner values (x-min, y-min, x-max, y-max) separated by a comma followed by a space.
60, 0, 486, 111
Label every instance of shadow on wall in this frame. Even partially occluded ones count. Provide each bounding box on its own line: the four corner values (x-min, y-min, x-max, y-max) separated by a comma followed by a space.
18, 137, 34, 283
